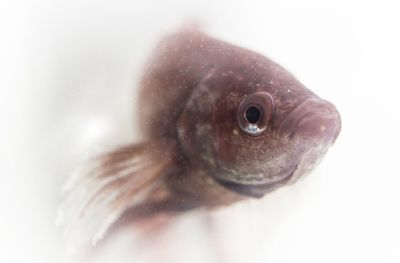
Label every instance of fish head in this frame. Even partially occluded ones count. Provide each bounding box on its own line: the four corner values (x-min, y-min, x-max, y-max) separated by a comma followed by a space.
178, 64, 341, 198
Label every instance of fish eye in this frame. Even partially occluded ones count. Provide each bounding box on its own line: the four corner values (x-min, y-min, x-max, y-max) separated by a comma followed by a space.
237, 92, 274, 136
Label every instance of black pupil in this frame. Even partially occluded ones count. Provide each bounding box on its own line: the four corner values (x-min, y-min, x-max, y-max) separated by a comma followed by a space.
245, 106, 261, 124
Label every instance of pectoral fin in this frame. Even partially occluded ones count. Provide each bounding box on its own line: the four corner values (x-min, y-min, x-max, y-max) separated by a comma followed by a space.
57, 139, 178, 251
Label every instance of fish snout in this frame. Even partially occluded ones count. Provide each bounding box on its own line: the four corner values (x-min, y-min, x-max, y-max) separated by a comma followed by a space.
278, 98, 341, 143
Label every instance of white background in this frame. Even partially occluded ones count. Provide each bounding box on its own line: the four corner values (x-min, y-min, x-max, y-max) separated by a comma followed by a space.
1, 0, 400, 262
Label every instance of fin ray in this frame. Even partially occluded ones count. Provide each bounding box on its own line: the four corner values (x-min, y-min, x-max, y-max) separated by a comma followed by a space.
57, 139, 177, 251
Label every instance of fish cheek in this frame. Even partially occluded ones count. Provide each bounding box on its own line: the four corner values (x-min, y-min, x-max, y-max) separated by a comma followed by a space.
210, 92, 268, 172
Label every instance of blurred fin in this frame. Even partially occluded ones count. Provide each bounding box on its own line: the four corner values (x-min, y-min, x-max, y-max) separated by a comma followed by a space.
56, 139, 177, 252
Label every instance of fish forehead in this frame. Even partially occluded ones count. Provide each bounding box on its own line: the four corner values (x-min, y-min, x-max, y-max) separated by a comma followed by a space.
200, 65, 314, 106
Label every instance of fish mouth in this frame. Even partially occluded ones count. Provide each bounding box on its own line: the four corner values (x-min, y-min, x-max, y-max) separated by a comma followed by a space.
278, 98, 341, 143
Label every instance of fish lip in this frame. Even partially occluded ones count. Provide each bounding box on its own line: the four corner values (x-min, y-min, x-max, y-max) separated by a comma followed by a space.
277, 97, 341, 142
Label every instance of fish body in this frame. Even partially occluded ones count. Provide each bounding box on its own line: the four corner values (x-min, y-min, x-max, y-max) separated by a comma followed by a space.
59, 28, 341, 247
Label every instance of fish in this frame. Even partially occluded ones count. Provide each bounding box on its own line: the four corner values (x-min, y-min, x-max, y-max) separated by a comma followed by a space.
58, 27, 341, 248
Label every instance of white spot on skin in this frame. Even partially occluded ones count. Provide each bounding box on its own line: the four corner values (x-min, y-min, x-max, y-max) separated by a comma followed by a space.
244, 124, 265, 135
233, 129, 239, 135
320, 125, 326, 132
287, 89, 291, 92
269, 80, 274, 84
206, 177, 214, 185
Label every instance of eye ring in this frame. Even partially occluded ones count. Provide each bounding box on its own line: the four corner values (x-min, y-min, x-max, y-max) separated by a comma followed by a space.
237, 92, 274, 136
